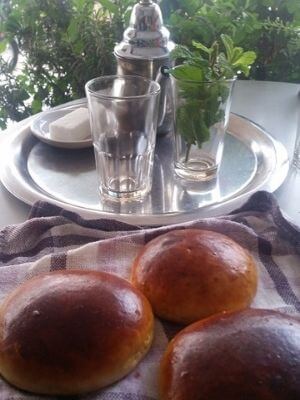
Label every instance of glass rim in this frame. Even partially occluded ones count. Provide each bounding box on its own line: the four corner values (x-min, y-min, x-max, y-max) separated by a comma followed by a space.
171, 69, 237, 84
85, 75, 161, 100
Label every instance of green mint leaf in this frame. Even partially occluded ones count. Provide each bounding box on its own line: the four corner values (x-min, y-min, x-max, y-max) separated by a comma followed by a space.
232, 51, 257, 76
192, 40, 212, 55
232, 51, 257, 67
177, 103, 197, 145
221, 34, 234, 62
177, 101, 210, 147
170, 65, 204, 81
231, 47, 244, 63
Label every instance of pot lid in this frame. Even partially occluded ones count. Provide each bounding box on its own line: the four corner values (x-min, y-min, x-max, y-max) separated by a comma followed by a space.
114, 0, 175, 60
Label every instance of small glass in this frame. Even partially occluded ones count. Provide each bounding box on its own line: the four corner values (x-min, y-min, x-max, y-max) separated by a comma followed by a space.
275, 91, 300, 226
85, 75, 160, 201
171, 76, 236, 181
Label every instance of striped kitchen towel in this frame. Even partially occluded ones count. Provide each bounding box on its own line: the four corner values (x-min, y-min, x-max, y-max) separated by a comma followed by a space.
0, 190, 299, 399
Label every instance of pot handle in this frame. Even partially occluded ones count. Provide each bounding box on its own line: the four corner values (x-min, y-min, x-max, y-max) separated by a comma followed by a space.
155, 66, 171, 128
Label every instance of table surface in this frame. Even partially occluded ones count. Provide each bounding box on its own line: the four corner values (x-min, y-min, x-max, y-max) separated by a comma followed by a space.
0, 79, 299, 229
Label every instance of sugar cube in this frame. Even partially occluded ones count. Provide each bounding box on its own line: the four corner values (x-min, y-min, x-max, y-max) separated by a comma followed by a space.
49, 107, 91, 141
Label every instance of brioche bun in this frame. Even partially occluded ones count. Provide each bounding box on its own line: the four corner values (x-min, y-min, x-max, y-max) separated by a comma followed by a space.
131, 229, 257, 324
160, 308, 300, 400
0, 270, 154, 395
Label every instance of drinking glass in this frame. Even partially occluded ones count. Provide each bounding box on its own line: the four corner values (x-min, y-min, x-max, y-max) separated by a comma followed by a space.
171, 75, 236, 181
275, 91, 300, 225
85, 75, 160, 200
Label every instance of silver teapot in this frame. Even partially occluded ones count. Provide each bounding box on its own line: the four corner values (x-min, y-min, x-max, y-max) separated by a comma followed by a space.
114, 0, 175, 135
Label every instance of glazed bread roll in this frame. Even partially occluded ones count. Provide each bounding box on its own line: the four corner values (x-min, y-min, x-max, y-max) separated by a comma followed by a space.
131, 229, 257, 324
160, 309, 300, 400
0, 270, 154, 395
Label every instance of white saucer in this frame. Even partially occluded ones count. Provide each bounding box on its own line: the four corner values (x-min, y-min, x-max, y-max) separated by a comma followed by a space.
30, 106, 93, 149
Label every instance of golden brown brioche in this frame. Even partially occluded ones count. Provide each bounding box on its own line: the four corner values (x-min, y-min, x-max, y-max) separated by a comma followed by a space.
131, 229, 257, 324
160, 308, 300, 400
0, 270, 154, 395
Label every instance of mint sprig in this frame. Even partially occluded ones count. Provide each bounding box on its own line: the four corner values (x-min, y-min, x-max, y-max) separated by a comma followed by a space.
170, 35, 256, 150
171, 34, 256, 80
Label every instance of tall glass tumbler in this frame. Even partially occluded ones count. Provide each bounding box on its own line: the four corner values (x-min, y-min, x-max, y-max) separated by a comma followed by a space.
85, 75, 160, 200
172, 75, 235, 182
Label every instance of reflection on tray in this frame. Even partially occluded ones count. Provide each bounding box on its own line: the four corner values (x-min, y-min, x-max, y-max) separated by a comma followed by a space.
1, 110, 289, 225
27, 126, 256, 215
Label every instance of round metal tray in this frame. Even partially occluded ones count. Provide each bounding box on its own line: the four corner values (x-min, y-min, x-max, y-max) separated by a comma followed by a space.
0, 103, 289, 225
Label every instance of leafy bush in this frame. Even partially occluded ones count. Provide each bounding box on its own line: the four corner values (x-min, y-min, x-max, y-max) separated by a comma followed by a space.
0, 0, 135, 129
165, 0, 300, 82
0, 0, 299, 129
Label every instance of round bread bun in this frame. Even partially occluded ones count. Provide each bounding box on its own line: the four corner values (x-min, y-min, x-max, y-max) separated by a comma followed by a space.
0, 270, 154, 395
131, 229, 257, 324
160, 308, 300, 400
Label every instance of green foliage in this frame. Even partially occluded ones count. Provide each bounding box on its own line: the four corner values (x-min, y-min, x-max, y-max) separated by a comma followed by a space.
0, 60, 32, 129
170, 35, 256, 148
0, 0, 299, 129
175, 82, 229, 150
0, 0, 135, 129
162, 0, 300, 82
171, 35, 256, 80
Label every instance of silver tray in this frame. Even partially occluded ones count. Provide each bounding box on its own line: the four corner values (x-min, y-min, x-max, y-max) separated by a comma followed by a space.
0, 102, 289, 225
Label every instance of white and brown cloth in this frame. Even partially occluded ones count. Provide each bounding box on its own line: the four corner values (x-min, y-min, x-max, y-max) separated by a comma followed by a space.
0, 190, 299, 400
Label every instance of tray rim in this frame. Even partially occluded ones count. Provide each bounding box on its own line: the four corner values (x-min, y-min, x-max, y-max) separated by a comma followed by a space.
0, 103, 289, 226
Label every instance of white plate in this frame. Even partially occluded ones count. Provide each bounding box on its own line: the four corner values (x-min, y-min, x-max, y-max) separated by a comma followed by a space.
30, 106, 93, 149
